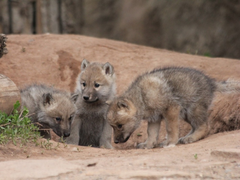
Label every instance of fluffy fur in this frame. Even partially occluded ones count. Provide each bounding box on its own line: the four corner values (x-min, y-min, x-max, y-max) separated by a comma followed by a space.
20, 84, 76, 139
65, 59, 116, 148
107, 67, 240, 149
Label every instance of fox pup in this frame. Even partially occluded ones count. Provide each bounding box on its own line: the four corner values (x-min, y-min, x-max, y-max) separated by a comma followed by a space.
107, 67, 240, 149
65, 59, 116, 148
20, 84, 76, 139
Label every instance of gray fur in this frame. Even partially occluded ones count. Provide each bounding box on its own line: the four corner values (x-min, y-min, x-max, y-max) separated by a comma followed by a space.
216, 79, 240, 92
65, 60, 116, 148
107, 67, 240, 149
20, 84, 76, 139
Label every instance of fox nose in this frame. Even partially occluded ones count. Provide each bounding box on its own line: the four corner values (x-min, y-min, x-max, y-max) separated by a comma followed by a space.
63, 132, 70, 137
83, 96, 89, 101
114, 137, 120, 144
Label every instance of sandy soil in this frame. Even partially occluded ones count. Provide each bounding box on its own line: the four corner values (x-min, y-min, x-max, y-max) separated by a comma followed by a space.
0, 34, 240, 179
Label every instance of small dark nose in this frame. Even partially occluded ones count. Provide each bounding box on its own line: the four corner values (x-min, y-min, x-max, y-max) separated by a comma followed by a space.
114, 137, 120, 144
63, 132, 70, 137
83, 96, 89, 101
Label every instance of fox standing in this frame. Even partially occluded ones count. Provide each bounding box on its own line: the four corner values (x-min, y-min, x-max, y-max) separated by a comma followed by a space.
21, 84, 76, 139
107, 67, 240, 149
65, 59, 116, 149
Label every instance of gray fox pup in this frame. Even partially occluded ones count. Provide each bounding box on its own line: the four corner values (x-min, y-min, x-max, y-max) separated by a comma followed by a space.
65, 59, 116, 148
107, 67, 240, 149
21, 84, 76, 139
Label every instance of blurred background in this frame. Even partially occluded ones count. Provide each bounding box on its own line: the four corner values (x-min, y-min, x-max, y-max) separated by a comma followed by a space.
0, 0, 240, 59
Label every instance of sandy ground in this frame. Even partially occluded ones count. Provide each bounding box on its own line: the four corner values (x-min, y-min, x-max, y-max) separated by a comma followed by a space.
0, 34, 240, 179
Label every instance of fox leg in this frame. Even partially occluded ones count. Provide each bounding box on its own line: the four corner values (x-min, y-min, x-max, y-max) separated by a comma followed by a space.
99, 119, 113, 149
179, 123, 208, 144
64, 115, 81, 145
137, 120, 161, 149
179, 105, 209, 144
160, 105, 180, 148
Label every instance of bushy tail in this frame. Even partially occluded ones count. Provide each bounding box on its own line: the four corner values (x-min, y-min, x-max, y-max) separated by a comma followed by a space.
216, 79, 240, 93
208, 79, 240, 135
0, 34, 8, 58
208, 91, 240, 135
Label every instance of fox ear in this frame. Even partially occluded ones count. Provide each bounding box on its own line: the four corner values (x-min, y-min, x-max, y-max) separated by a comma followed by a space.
105, 100, 113, 106
81, 59, 90, 71
71, 92, 79, 103
117, 100, 128, 110
103, 62, 114, 76
43, 93, 53, 106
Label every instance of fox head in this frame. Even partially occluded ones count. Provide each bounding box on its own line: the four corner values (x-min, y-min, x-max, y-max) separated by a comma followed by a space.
38, 93, 76, 137
107, 97, 141, 144
76, 59, 116, 104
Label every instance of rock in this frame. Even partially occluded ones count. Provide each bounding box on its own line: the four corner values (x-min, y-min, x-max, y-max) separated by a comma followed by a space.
0, 74, 21, 114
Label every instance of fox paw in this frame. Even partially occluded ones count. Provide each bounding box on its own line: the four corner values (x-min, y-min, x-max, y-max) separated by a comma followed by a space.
100, 143, 113, 149
137, 142, 155, 149
159, 140, 176, 148
137, 142, 148, 149
178, 136, 194, 144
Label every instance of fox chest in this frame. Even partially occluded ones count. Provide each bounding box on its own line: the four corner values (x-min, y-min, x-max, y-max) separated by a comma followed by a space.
78, 113, 105, 147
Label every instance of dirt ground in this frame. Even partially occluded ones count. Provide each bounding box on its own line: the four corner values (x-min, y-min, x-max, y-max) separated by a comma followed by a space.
0, 34, 240, 179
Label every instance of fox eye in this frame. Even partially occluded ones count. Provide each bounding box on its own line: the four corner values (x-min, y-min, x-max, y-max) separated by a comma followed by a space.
94, 83, 100, 88
56, 117, 62, 122
68, 116, 73, 121
117, 124, 122, 129
82, 82, 86, 87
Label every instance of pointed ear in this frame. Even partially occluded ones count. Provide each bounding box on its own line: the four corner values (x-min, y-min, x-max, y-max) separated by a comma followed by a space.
105, 100, 112, 106
103, 62, 114, 76
43, 93, 53, 106
81, 59, 90, 71
71, 92, 79, 103
117, 100, 129, 110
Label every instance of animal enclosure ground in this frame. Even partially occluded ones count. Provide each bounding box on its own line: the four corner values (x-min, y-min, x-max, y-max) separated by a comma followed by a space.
0, 34, 240, 179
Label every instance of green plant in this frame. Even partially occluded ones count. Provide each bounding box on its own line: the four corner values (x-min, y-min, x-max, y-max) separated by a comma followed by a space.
204, 52, 212, 57
0, 101, 40, 145
194, 154, 198, 160
40, 139, 53, 150
59, 136, 66, 143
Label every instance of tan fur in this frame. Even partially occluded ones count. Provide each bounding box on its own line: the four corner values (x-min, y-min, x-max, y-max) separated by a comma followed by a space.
208, 92, 240, 134
20, 84, 76, 139
65, 59, 116, 149
107, 67, 240, 149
